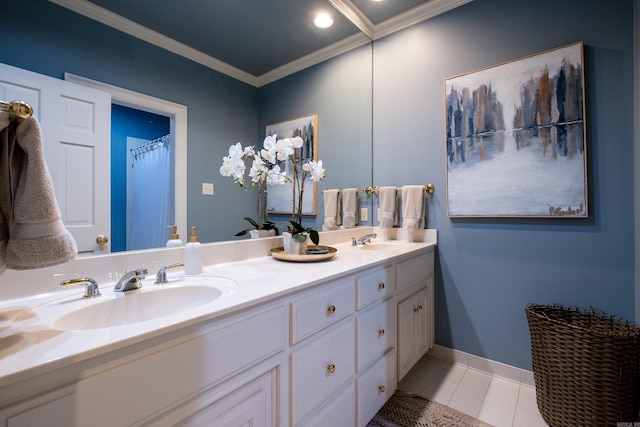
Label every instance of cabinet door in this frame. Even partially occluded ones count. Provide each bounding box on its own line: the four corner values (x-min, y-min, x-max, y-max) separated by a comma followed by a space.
7, 393, 76, 427
173, 369, 275, 427
397, 288, 428, 380
397, 294, 417, 380
414, 288, 429, 361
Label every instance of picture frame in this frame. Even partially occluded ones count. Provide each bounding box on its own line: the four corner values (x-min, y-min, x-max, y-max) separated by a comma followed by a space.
445, 42, 587, 218
266, 114, 319, 216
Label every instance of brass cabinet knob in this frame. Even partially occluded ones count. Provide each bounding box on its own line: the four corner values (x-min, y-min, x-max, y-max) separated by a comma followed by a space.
378, 329, 385, 337
418, 305, 423, 311
327, 305, 336, 315
327, 364, 336, 374
378, 385, 385, 393
413, 306, 420, 313
378, 282, 385, 290
96, 235, 109, 245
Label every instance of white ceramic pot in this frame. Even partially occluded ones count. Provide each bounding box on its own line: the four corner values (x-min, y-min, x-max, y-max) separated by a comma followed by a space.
282, 231, 307, 254
249, 229, 276, 239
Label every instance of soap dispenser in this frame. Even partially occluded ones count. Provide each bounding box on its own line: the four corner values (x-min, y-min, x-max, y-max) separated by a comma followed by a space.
166, 225, 184, 247
184, 226, 203, 275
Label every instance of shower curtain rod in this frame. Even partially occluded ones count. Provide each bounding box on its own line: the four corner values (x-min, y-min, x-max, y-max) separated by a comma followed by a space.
130, 133, 171, 156
0, 100, 33, 119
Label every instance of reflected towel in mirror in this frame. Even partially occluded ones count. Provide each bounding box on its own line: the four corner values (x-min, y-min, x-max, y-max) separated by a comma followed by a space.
341, 188, 358, 228
322, 189, 341, 230
378, 186, 397, 229
0, 113, 77, 273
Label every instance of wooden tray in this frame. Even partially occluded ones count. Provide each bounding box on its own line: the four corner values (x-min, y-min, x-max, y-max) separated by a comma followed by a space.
270, 245, 337, 262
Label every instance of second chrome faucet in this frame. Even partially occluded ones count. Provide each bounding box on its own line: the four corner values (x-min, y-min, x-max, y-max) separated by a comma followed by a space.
113, 268, 148, 292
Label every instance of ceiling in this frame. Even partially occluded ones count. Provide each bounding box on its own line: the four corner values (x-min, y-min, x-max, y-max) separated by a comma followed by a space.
49, 0, 472, 86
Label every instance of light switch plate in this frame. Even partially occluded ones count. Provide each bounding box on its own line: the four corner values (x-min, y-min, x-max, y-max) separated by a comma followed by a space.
202, 183, 214, 195
360, 207, 368, 222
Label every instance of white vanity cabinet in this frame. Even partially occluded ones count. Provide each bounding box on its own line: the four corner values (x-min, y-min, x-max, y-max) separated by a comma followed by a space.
355, 265, 397, 427
396, 249, 435, 380
290, 264, 400, 427
0, 302, 288, 427
288, 276, 357, 425
0, 239, 437, 427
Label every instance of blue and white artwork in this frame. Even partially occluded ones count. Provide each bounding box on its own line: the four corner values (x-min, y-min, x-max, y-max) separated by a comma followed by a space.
445, 42, 587, 217
266, 114, 318, 215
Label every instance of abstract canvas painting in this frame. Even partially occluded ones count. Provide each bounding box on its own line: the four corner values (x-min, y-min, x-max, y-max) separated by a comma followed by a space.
266, 114, 318, 215
445, 42, 587, 217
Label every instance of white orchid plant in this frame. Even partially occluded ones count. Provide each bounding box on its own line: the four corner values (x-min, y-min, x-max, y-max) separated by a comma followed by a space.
220, 134, 325, 241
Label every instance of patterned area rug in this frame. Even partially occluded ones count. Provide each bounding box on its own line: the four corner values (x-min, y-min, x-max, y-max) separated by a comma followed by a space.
367, 390, 493, 427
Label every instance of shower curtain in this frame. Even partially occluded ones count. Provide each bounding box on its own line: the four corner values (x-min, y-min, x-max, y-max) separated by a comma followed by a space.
126, 135, 174, 250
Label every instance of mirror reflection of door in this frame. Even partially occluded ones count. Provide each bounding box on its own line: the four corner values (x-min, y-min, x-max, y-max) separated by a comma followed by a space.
0, 62, 111, 254
111, 105, 173, 252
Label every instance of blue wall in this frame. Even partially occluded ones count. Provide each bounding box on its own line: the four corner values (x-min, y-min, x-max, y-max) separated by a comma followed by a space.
2, 0, 259, 243
111, 105, 170, 252
259, 44, 373, 231
373, 0, 635, 369
1, 0, 635, 371
1, 0, 373, 241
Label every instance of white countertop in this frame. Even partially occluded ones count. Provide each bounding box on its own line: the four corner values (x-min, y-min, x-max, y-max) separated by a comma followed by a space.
0, 228, 436, 391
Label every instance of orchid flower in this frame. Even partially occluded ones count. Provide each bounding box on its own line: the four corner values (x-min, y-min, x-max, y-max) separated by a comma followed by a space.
276, 138, 294, 161
266, 164, 287, 185
303, 160, 325, 181
291, 136, 304, 148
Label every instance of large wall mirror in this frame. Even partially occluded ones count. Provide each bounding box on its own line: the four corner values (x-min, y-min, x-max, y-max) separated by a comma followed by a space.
2, 0, 374, 255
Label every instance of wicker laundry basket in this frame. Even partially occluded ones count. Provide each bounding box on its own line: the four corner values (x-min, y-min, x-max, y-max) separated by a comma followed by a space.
525, 304, 640, 427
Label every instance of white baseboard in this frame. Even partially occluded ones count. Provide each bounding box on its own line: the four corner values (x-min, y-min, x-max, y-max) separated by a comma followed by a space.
427, 344, 535, 387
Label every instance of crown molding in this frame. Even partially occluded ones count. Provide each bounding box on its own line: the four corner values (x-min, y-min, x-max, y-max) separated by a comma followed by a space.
257, 33, 371, 87
329, 0, 375, 39
373, 0, 474, 40
49, 0, 258, 87
49, 0, 472, 86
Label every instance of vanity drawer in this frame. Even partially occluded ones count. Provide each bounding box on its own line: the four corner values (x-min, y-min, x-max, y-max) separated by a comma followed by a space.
290, 277, 355, 344
291, 320, 356, 424
396, 250, 434, 294
356, 265, 394, 310
356, 298, 396, 372
357, 349, 397, 427
298, 383, 356, 427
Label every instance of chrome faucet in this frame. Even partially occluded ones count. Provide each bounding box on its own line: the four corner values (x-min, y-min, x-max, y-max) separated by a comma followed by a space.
61, 277, 101, 298
155, 262, 184, 284
114, 268, 148, 292
352, 233, 377, 246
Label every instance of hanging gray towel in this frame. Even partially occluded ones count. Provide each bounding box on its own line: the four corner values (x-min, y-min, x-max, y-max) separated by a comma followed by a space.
0, 113, 77, 273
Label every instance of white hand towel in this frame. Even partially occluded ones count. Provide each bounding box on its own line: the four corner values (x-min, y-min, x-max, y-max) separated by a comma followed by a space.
378, 186, 397, 229
0, 114, 77, 272
402, 185, 425, 231
322, 189, 341, 230
341, 188, 358, 228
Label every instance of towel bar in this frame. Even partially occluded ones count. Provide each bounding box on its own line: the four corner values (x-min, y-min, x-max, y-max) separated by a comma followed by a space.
364, 184, 435, 195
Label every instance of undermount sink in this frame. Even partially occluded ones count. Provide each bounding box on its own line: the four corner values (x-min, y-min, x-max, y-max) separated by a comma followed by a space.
358, 241, 411, 251
53, 276, 236, 330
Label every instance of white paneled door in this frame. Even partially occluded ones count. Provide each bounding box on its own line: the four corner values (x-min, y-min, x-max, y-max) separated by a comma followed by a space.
0, 62, 111, 253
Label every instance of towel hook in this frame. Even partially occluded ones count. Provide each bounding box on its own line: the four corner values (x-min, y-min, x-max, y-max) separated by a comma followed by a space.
0, 100, 33, 119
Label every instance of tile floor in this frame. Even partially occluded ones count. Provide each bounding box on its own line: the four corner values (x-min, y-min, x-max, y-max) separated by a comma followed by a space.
397, 353, 549, 427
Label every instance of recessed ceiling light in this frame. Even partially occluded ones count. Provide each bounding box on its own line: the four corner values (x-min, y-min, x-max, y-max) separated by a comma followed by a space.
314, 13, 334, 29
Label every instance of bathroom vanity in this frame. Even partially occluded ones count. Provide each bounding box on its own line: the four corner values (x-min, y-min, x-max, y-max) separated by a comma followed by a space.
0, 228, 435, 426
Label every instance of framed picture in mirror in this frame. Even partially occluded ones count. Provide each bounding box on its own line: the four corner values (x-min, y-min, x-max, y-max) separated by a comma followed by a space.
266, 114, 319, 216
445, 42, 587, 218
